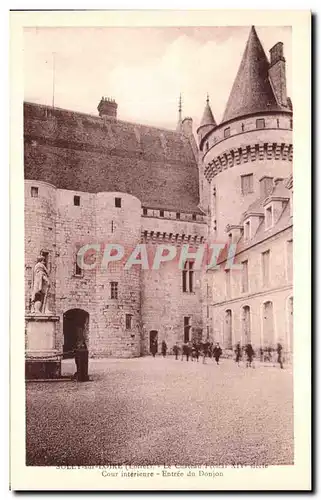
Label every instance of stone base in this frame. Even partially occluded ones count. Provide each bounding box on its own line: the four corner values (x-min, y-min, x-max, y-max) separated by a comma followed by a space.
25, 314, 61, 380
25, 359, 61, 380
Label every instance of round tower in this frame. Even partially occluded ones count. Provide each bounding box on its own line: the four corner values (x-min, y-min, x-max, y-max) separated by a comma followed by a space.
24, 179, 57, 314
199, 26, 293, 241
94, 192, 142, 357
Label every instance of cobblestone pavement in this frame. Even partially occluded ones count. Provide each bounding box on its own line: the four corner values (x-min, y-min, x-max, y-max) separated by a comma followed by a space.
26, 356, 293, 466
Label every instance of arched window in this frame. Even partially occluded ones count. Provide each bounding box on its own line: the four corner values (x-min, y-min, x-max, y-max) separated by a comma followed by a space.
242, 305, 251, 343
224, 309, 232, 349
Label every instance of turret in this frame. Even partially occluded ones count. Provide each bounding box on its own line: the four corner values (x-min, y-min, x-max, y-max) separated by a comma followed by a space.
197, 94, 217, 150
199, 26, 293, 240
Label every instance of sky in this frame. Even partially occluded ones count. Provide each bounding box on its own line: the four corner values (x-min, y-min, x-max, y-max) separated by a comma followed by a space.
24, 26, 292, 130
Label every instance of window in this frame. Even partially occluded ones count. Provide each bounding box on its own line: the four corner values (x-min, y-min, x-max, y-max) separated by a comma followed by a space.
126, 314, 132, 330
205, 141, 209, 151
290, 119, 293, 129
115, 197, 121, 208
143, 208, 148, 216
111, 220, 115, 233
262, 250, 270, 287
192, 214, 196, 221
184, 316, 191, 343
176, 212, 180, 220
74, 250, 83, 277
224, 127, 231, 138
277, 118, 280, 128
241, 123, 245, 132
182, 261, 194, 293
256, 118, 265, 129
31, 186, 38, 198
265, 206, 273, 229
225, 269, 231, 297
110, 281, 118, 299
287, 239, 293, 282
160, 210, 164, 217
74, 195, 80, 206
241, 174, 254, 195
241, 260, 249, 293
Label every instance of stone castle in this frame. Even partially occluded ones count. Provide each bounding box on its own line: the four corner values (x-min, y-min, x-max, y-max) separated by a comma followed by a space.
24, 26, 293, 358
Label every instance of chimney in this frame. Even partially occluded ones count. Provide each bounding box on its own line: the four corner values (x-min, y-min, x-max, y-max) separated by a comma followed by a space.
97, 97, 118, 118
259, 176, 274, 198
268, 42, 287, 107
181, 117, 193, 137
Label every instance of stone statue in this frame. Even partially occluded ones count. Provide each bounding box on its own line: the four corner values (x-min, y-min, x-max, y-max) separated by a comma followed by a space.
31, 256, 51, 314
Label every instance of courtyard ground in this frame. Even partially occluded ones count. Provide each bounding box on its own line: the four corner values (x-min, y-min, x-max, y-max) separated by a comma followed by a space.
26, 356, 293, 466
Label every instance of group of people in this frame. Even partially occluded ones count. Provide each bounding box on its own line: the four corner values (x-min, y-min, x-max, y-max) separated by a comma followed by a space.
158, 340, 223, 364
235, 341, 284, 369
151, 339, 285, 370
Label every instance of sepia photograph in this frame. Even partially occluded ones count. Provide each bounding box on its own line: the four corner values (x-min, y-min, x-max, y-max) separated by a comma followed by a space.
9, 9, 311, 491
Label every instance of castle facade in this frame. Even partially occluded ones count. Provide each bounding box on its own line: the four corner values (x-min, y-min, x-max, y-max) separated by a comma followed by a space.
24, 26, 293, 358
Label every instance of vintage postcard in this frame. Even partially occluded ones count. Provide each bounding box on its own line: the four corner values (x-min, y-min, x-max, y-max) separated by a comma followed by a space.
10, 9, 311, 491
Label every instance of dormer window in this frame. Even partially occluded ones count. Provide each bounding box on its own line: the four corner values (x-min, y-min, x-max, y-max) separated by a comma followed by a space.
265, 205, 273, 229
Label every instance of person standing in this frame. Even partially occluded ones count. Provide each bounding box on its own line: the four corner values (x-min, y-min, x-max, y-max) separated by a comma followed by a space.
213, 342, 223, 365
277, 342, 284, 369
151, 340, 157, 358
245, 343, 255, 368
235, 342, 242, 366
75, 340, 89, 382
193, 342, 200, 362
173, 342, 179, 360
202, 341, 209, 364
161, 340, 167, 358
260, 346, 264, 363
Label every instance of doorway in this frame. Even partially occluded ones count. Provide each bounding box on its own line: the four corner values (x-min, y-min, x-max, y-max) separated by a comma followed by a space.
63, 309, 89, 358
149, 330, 158, 353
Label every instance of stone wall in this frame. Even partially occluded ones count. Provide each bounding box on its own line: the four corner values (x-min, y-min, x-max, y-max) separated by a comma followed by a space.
210, 226, 293, 352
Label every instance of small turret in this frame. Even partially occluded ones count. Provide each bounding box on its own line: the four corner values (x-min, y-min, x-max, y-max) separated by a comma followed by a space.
197, 94, 217, 150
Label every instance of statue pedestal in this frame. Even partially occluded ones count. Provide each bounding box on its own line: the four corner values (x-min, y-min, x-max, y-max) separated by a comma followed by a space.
25, 315, 61, 380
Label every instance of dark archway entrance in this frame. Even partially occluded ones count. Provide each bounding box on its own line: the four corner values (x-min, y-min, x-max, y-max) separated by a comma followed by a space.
63, 309, 89, 358
149, 330, 158, 353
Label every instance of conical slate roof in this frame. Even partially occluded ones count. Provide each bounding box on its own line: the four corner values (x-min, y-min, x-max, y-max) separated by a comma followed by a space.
222, 26, 281, 123
199, 99, 217, 129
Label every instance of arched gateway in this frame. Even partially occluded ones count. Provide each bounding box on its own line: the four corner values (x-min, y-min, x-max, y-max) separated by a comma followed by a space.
63, 309, 89, 358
